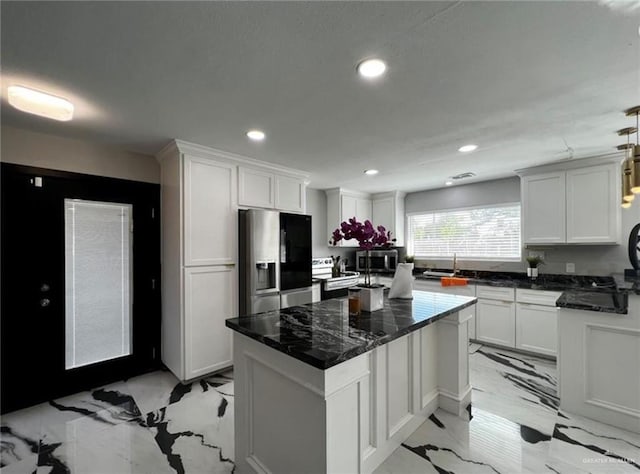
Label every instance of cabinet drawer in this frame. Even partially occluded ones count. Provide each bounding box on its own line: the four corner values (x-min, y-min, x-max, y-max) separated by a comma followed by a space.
476, 285, 515, 302
516, 289, 562, 307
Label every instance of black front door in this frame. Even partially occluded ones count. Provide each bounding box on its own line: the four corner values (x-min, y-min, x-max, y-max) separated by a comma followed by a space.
1, 164, 161, 413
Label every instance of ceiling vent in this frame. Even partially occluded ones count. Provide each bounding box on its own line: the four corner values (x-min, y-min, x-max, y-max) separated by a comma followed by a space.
451, 172, 476, 181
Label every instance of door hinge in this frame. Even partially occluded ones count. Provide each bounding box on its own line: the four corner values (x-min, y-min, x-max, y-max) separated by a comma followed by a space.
152, 347, 156, 359
151, 278, 156, 290
151, 207, 155, 219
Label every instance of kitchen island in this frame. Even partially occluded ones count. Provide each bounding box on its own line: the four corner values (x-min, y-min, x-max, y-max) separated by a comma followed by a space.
226, 290, 476, 474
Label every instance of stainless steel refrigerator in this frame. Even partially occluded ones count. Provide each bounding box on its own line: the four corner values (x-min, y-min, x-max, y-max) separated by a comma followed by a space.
239, 209, 312, 316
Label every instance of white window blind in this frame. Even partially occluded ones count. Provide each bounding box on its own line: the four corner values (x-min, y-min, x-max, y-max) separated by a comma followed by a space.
407, 203, 521, 261
64, 199, 133, 370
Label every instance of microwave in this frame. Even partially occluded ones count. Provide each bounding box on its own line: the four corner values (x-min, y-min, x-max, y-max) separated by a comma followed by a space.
356, 250, 398, 273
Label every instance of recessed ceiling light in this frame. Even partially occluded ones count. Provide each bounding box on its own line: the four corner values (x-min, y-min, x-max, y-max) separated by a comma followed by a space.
445, 181, 453, 186
246, 130, 265, 141
8, 85, 74, 121
364, 169, 379, 176
357, 59, 387, 79
458, 144, 478, 153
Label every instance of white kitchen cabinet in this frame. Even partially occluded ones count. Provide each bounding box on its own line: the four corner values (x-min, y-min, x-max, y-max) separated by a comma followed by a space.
239, 166, 306, 213
372, 191, 406, 247
519, 160, 620, 245
515, 303, 557, 357
275, 174, 306, 213
184, 266, 235, 378
566, 164, 619, 244
312, 282, 321, 303
326, 188, 372, 247
521, 172, 566, 244
515, 288, 561, 357
158, 141, 238, 381
238, 167, 275, 209
414, 279, 477, 340
476, 299, 516, 347
184, 156, 237, 266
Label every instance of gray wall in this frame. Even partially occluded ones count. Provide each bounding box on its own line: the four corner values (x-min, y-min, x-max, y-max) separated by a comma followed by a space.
406, 176, 634, 276
1, 126, 160, 183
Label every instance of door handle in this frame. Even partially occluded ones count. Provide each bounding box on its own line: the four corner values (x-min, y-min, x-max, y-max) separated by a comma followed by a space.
40, 298, 51, 308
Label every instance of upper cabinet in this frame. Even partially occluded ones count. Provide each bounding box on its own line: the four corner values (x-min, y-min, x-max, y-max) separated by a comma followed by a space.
521, 171, 566, 244
238, 166, 306, 213
184, 155, 237, 266
566, 165, 619, 244
325, 189, 406, 247
372, 191, 406, 247
519, 160, 620, 245
326, 188, 372, 247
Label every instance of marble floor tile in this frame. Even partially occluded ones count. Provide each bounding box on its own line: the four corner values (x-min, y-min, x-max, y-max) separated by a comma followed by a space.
547, 410, 640, 473
124, 368, 234, 416
1, 403, 44, 469
36, 420, 172, 474
373, 444, 439, 474
144, 383, 235, 474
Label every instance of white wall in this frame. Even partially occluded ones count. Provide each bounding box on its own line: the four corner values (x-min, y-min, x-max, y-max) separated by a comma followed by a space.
1, 126, 160, 183
406, 176, 633, 276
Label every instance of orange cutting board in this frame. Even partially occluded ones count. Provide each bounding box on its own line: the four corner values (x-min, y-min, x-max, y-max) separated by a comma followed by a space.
441, 277, 469, 286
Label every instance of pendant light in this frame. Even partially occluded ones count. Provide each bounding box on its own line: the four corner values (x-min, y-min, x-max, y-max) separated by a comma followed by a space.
618, 106, 640, 208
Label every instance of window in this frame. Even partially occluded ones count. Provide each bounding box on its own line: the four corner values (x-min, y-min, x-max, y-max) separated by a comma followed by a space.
407, 203, 521, 261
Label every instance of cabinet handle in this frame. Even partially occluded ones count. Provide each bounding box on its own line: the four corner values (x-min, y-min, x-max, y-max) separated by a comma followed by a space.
225, 263, 236, 267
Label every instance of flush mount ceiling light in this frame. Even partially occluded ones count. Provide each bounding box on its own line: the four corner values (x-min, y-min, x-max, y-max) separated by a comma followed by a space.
451, 172, 476, 180
445, 181, 453, 186
364, 169, 379, 176
458, 144, 478, 153
8, 85, 74, 121
246, 130, 265, 141
357, 59, 387, 79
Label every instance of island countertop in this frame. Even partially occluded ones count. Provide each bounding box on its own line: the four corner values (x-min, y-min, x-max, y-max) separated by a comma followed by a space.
225, 290, 476, 370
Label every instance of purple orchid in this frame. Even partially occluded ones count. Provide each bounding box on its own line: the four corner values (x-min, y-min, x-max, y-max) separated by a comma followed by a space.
329, 217, 395, 286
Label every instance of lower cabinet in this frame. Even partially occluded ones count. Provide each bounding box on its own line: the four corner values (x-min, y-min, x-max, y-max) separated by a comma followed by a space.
515, 303, 557, 356
312, 282, 321, 303
184, 266, 235, 379
475, 299, 516, 347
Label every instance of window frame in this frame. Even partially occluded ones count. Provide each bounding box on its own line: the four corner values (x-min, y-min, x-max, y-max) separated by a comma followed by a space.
406, 202, 523, 262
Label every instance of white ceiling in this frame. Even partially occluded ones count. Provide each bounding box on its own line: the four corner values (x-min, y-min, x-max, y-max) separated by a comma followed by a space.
1, 1, 639, 192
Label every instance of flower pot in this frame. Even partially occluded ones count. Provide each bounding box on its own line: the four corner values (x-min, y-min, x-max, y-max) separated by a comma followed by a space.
358, 285, 384, 312
527, 267, 538, 279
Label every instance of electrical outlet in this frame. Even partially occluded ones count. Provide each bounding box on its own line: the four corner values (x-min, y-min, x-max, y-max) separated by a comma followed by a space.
529, 250, 545, 259
566, 263, 575, 273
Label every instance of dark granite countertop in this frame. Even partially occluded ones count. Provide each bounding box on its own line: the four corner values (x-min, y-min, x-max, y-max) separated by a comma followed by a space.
413, 268, 631, 315
226, 291, 476, 370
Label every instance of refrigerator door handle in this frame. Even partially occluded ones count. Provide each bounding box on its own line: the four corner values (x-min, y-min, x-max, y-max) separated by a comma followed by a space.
280, 229, 287, 263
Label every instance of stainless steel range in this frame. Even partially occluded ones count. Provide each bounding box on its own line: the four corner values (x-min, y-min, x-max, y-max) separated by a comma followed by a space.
312, 257, 360, 300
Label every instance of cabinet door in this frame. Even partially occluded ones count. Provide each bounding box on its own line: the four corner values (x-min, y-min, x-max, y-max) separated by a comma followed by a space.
356, 198, 372, 224
275, 174, 305, 213
475, 299, 516, 347
184, 155, 237, 266
184, 266, 235, 379
515, 303, 557, 356
521, 172, 566, 244
566, 164, 620, 244
372, 197, 394, 235
238, 167, 275, 209
341, 195, 359, 247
